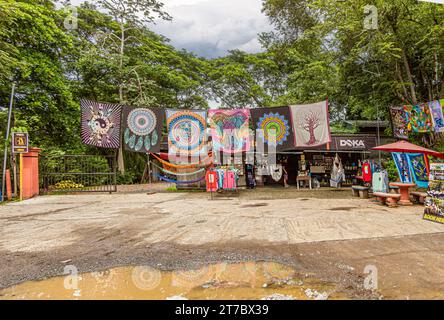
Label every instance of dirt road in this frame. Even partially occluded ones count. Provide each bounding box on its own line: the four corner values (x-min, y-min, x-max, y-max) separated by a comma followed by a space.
0, 187, 443, 299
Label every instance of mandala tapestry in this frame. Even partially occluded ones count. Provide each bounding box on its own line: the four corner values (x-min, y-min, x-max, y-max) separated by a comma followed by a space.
81, 99, 122, 149
166, 109, 207, 156
251, 106, 294, 151
122, 106, 164, 153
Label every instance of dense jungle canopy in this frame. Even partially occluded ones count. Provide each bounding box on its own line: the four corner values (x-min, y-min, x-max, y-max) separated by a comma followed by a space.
1, 0, 444, 181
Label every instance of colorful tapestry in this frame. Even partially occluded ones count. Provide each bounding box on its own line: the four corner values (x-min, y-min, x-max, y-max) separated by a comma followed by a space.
122, 106, 164, 153
166, 109, 207, 156
251, 106, 294, 151
392, 153, 413, 184
429, 100, 444, 133
80, 99, 122, 149
290, 101, 331, 148
404, 103, 432, 133
208, 109, 251, 153
407, 153, 429, 189
389, 106, 408, 139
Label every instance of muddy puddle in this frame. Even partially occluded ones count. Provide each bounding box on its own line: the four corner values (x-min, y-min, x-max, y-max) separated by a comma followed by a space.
0, 262, 350, 300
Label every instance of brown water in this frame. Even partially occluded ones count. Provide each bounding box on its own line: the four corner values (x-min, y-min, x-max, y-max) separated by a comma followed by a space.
0, 262, 348, 300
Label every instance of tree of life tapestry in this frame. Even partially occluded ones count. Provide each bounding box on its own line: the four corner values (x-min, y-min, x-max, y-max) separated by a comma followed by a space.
166, 109, 207, 157
290, 101, 331, 148
122, 106, 164, 153
80, 99, 122, 149
251, 106, 294, 151
208, 109, 251, 153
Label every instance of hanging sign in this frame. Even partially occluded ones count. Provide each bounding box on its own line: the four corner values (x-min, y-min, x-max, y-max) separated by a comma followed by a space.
12, 133, 28, 154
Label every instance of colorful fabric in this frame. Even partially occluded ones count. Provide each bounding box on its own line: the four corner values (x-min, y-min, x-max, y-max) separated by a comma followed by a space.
392, 153, 413, 183
208, 109, 251, 153
404, 103, 432, 133
290, 101, 331, 148
362, 162, 372, 183
80, 99, 122, 149
389, 106, 408, 139
407, 153, 429, 188
428, 100, 444, 133
156, 174, 205, 185
251, 106, 294, 151
122, 106, 164, 153
166, 109, 207, 157
206, 170, 218, 192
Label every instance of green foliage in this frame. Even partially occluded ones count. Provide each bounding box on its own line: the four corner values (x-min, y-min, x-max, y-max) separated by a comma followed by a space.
384, 158, 400, 182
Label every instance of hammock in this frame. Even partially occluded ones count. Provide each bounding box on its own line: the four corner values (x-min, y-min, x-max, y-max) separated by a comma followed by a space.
150, 152, 213, 169
155, 174, 205, 185
151, 162, 206, 176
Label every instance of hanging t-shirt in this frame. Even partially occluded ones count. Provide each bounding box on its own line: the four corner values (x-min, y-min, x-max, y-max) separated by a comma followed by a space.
206, 170, 218, 192
362, 162, 372, 183
223, 170, 237, 190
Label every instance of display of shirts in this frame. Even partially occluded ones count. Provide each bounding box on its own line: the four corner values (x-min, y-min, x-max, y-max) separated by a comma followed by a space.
362, 162, 372, 183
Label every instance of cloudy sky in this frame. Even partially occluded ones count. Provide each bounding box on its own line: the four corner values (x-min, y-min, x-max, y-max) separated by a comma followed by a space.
69, 0, 272, 58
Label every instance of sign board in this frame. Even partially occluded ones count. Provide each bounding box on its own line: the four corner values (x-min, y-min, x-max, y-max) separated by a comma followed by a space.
331, 135, 377, 151
424, 163, 444, 224
12, 132, 28, 154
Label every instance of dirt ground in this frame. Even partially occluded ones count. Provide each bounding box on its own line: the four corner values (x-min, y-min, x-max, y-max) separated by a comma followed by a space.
1, 185, 443, 299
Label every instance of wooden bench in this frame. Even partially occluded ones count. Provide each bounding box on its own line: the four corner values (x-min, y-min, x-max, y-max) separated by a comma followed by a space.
373, 192, 402, 207
410, 191, 428, 204
352, 186, 370, 199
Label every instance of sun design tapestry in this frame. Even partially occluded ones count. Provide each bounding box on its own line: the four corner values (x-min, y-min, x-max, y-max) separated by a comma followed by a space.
407, 153, 429, 189
251, 106, 294, 151
392, 153, 413, 184
290, 101, 331, 148
429, 100, 444, 133
389, 106, 408, 139
81, 99, 122, 149
208, 109, 251, 153
122, 106, 164, 153
404, 103, 432, 133
166, 109, 207, 156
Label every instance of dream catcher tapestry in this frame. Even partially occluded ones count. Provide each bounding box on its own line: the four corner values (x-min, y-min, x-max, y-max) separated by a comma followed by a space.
407, 153, 429, 189
389, 106, 408, 139
122, 106, 164, 153
80, 99, 122, 149
404, 103, 432, 133
290, 101, 331, 148
392, 153, 413, 184
208, 109, 251, 153
428, 100, 444, 133
251, 106, 294, 151
166, 109, 207, 157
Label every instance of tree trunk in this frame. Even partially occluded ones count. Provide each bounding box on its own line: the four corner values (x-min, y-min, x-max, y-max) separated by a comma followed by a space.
401, 48, 417, 105
117, 22, 125, 173
308, 127, 316, 145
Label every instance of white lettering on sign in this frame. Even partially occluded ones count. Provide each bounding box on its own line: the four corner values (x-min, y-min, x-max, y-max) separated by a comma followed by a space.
339, 139, 366, 148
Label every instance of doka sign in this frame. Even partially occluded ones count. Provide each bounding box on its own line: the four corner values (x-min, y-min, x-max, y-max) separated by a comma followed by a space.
12, 132, 29, 154
332, 135, 377, 151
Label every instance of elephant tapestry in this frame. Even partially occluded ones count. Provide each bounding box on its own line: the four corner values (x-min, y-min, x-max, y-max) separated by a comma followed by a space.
251, 106, 294, 151
166, 109, 207, 157
208, 109, 251, 153
80, 99, 122, 149
122, 106, 164, 153
290, 101, 331, 148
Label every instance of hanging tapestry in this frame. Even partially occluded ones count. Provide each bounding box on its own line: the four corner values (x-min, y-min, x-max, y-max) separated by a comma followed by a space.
429, 100, 444, 133
407, 153, 429, 189
404, 103, 432, 133
389, 106, 408, 139
122, 106, 164, 153
166, 109, 207, 156
290, 100, 331, 148
251, 106, 294, 151
392, 153, 413, 184
208, 109, 251, 153
80, 99, 122, 149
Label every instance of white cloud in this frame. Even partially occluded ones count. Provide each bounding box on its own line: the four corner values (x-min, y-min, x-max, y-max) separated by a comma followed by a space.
66, 0, 272, 58
152, 0, 272, 58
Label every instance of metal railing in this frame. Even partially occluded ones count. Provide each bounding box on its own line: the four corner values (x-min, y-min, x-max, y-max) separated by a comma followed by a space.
39, 155, 117, 194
